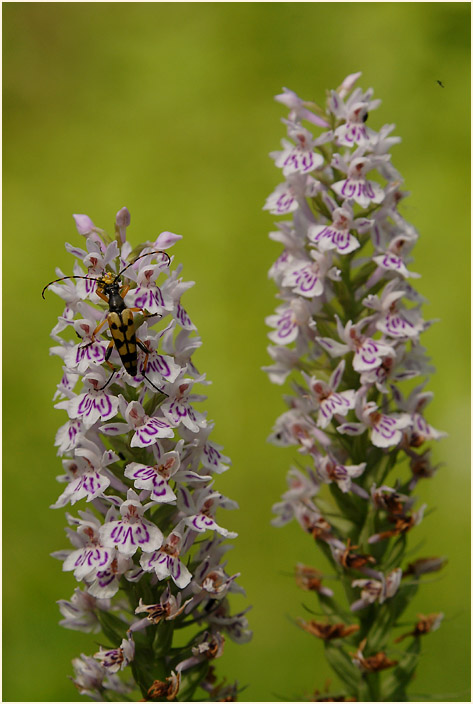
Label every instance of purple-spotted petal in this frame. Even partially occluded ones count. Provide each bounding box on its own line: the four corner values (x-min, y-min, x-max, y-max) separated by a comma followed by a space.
63, 546, 114, 580
264, 183, 298, 215
161, 400, 205, 433
100, 423, 130, 436
175, 303, 196, 330
184, 513, 237, 538
316, 337, 350, 357
333, 178, 384, 208
68, 391, 119, 429
317, 390, 355, 428
52, 470, 111, 508
370, 414, 410, 448
201, 442, 230, 474
267, 310, 298, 345
337, 423, 365, 436
144, 353, 181, 383
100, 518, 163, 556
131, 417, 174, 447
353, 340, 393, 372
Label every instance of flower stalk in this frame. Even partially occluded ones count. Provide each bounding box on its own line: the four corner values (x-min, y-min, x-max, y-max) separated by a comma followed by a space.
264, 74, 445, 702
47, 209, 250, 701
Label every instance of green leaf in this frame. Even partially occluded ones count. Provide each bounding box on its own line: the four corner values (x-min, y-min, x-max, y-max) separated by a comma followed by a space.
315, 496, 356, 535
329, 484, 368, 529
153, 620, 175, 658
380, 637, 422, 701
95, 610, 127, 647
131, 651, 166, 698
178, 661, 209, 701
352, 261, 377, 288
145, 390, 167, 416
314, 537, 338, 567
150, 503, 179, 531
104, 435, 136, 460
384, 535, 408, 572
318, 593, 353, 622
368, 582, 418, 652
365, 671, 381, 702
324, 642, 361, 697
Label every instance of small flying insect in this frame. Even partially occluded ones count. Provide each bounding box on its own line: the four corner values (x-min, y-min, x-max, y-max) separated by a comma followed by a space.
436, 79, 445, 88
42, 250, 171, 391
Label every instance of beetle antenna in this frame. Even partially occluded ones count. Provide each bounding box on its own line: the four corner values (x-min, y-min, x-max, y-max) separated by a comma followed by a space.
41, 275, 98, 299
116, 250, 171, 281
97, 369, 117, 391
143, 371, 169, 396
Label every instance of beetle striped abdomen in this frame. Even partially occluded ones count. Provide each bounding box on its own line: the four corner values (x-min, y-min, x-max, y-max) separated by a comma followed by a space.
108, 310, 138, 376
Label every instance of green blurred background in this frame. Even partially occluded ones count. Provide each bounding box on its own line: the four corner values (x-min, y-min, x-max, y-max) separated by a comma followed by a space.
3, 3, 470, 702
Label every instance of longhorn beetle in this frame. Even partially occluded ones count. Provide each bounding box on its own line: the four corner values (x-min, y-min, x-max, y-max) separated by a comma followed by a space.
42, 250, 171, 391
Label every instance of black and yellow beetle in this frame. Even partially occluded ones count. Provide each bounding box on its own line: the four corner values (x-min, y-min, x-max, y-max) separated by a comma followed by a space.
42, 250, 170, 391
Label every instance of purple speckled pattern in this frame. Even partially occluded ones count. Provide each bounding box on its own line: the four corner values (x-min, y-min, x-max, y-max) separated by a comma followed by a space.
133, 417, 173, 447
382, 254, 402, 270
124, 461, 177, 502
191, 514, 216, 532
55, 419, 82, 454
179, 486, 191, 509
203, 444, 221, 467
171, 558, 181, 582
75, 342, 106, 366
77, 392, 114, 422
146, 354, 170, 378
276, 192, 295, 213
313, 225, 357, 253
129, 465, 156, 482
84, 278, 97, 296
287, 264, 321, 296
319, 392, 352, 419
336, 123, 368, 146
167, 400, 189, 421
111, 524, 141, 548
333, 231, 354, 252
341, 178, 375, 200
176, 302, 195, 330
342, 424, 360, 434
102, 515, 163, 558
150, 479, 174, 501
330, 363, 344, 390
74, 548, 111, 571
135, 286, 165, 313
374, 415, 397, 439
271, 309, 297, 343
67, 421, 80, 442
283, 149, 315, 174
353, 339, 392, 373
383, 313, 416, 338
95, 568, 117, 589
312, 225, 334, 243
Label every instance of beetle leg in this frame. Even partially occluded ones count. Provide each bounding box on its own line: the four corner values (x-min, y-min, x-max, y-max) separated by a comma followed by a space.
95, 343, 118, 390
104, 341, 114, 362
136, 339, 150, 356
95, 290, 110, 304
136, 337, 168, 396
97, 367, 117, 391
99, 352, 117, 389
128, 306, 161, 320
136, 338, 150, 373
79, 317, 109, 350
